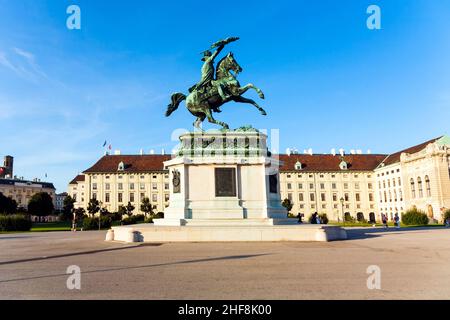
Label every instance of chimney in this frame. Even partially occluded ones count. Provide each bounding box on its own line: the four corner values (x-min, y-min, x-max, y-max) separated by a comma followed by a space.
140, 149, 144, 155
161, 149, 165, 155
339, 148, 345, 157
350, 149, 356, 155
308, 148, 313, 155
114, 150, 121, 155
367, 149, 372, 154
150, 149, 155, 155
356, 149, 362, 155
286, 148, 291, 156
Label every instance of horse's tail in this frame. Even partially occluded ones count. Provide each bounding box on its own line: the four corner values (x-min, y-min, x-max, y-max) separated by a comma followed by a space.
166, 92, 186, 117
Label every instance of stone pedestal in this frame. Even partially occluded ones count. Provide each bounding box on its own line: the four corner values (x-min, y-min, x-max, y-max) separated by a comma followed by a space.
154, 129, 287, 226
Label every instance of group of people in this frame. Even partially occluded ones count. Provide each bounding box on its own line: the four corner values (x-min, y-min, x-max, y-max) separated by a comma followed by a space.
381, 213, 400, 229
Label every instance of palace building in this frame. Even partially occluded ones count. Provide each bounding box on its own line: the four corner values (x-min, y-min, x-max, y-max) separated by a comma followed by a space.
68, 136, 450, 222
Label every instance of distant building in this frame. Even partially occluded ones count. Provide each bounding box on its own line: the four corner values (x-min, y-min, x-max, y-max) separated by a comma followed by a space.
68, 136, 450, 222
0, 178, 56, 209
55, 192, 68, 212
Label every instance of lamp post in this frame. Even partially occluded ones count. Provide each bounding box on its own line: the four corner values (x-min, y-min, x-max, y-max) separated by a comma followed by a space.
340, 197, 345, 226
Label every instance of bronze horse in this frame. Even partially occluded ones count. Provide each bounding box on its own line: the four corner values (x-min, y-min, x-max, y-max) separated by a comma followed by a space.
165, 52, 266, 130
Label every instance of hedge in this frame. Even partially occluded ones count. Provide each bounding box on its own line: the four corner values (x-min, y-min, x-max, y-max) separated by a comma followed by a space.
82, 216, 112, 230
122, 214, 145, 225
402, 208, 429, 226
0, 214, 32, 232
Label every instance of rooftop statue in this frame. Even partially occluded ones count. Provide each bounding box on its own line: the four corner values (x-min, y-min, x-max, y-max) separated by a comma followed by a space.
165, 37, 267, 131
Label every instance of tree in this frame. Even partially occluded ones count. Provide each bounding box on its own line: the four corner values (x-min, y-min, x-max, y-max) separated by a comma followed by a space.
61, 195, 75, 221
281, 198, 293, 217
28, 192, 54, 219
73, 208, 85, 221
140, 197, 155, 217
118, 205, 127, 225
87, 198, 100, 217
125, 202, 135, 216
0, 192, 18, 215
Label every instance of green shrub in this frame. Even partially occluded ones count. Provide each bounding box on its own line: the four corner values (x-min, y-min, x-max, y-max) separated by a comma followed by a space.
402, 208, 429, 226
443, 209, 450, 221
82, 216, 111, 230
0, 214, 32, 232
344, 212, 355, 223
144, 216, 153, 224
155, 212, 164, 219
122, 214, 145, 225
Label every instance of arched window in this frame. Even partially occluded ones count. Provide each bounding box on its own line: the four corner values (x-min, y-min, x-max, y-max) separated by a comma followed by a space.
410, 178, 416, 198
417, 177, 423, 198
425, 176, 431, 197
294, 161, 302, 170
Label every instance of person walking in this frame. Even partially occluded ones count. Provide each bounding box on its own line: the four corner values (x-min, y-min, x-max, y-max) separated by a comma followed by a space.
394, 213, 400, 229
382, 214, 388, 229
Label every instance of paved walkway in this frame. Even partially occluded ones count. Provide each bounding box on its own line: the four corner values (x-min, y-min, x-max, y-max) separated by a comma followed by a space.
0, 227, 449, 299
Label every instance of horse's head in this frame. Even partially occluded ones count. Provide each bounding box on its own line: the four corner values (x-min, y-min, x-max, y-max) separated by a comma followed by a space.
225, 52, 242, 76
217, 52, 242, 80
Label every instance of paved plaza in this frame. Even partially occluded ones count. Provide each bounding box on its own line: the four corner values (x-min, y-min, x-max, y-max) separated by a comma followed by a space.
0, 227, 449, 300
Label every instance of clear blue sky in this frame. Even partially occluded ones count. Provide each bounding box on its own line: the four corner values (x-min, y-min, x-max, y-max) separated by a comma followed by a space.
0, 0, 449, 192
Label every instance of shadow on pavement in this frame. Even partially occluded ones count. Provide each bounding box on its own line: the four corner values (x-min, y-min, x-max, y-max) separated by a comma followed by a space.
0, 253, 272, 284
0, 243, 163, 266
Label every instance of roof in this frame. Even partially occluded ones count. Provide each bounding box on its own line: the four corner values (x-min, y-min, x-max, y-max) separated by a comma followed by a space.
83, 155, 172, 174
278, 154, 387, 172
69, 175, 85, 185
0, 178, 55, 189
378, 136, 442, 167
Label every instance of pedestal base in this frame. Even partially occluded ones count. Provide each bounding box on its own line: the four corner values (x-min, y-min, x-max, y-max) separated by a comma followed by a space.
107, 223, 347, 243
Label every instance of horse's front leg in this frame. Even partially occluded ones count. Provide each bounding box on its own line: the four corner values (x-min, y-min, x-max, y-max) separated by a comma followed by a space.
232, 96, 267, 116
237, 83, 265, 100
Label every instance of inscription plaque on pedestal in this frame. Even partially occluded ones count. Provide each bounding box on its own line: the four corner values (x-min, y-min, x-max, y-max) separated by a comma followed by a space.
215, 168, 236, 197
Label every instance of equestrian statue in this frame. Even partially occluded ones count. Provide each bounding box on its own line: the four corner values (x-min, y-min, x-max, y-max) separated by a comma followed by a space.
165, 37, 267, 130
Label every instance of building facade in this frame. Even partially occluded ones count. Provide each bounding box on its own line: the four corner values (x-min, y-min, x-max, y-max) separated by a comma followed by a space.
0, 178, 56, 209
68, 136, 450, 222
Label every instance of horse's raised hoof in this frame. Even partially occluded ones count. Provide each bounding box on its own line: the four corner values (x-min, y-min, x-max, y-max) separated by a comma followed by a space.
258, 92, 265, 99
260, 109, 267, 116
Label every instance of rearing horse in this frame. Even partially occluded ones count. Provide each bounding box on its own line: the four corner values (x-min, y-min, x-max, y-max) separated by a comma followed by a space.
165, 52, 266, 130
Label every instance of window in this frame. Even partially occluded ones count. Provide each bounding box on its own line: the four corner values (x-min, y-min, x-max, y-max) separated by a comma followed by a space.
309, 183, 314, 189
399, 189, 403, 201
393, 179, 396, 187
288, 193, 293, 201
287, 174, 291, 179
164, 194, 170, 202
417, 177, 423, 198
355, 183, 360, 190
333, 193, 337, 202
321, 193, 326, 201
320, 183, 325, 190
344, 183, 348, 190
384, 191, 387, 202
356, 193, 360, 202
369, 193, 374, 202
130, 193, 135, 203
298, 193, 304, 202
152, 194, 158, 202
310, 193, 315, 201
105, 193, 110, 203
152, 183, 157, 190
287, 183, 292, 190
140, 193, 145, 201
332, 183, 337, 189
298, 183, 303, 189
118, 193, 123, 203
130, 183, 135, 190
92, 193, 97, 200
425, 176, 431, 197
398, 177, 402, 186
368, 183, 373, 190
294, 161, 302, 170
165, 183, 169, 190
118, 183, 123, 190
105, 183, 110, 191
92, 183, 97, 190
410, 178, 416, 198
140, 176, 145, 180
140, 183, 145, 190
394, 190, 397, 201
344, 193, 349, 201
